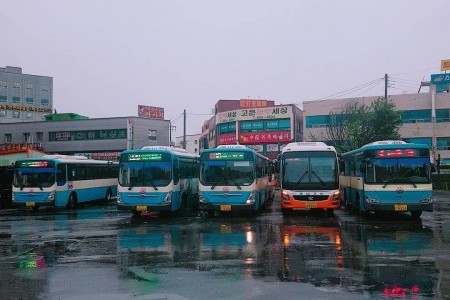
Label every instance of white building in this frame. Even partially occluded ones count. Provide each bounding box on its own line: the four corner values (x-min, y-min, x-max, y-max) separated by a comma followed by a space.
175, 134, 201, 154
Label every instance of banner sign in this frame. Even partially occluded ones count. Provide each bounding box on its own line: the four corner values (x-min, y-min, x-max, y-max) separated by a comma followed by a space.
216, 106, 291, 124
218, 133, 236, 145
239, 131, 291, 144
441, 59, 450, 71
431, 73, 450, 84
138, 105, 164, 119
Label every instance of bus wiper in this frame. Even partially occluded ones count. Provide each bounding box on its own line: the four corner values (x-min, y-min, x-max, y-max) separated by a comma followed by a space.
296, 170, 309, 184
148, 180, 158, 191
128, 183, 133, 191
311, 170, 327, 187
20, 184, 25, 191
230, 178, 241, 190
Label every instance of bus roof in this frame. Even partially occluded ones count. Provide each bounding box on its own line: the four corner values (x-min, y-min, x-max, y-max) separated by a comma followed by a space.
121, 146, 198, 158
16, 155, 117, 164
341, 140, 430, 157
281, 142, 336, 153
201, 145, 270, 160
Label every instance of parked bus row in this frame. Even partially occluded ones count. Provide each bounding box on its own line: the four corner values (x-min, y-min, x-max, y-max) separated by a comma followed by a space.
6, 140, 434, 219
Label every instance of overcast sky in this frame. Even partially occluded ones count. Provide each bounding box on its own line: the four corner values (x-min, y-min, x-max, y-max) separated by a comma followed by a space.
2, 0, 449, 139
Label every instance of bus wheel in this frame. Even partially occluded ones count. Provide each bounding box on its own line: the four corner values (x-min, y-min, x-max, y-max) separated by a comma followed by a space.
104, 188, 112, 202
411, 211, 422, 219
326, 209, 334, 217
67, 193, 77, 210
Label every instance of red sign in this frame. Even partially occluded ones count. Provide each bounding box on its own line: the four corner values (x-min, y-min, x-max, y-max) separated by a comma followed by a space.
239, 131, 291, 144
239, 99, 268, 108
218, 134, 237, 145
138, 105, 165, 120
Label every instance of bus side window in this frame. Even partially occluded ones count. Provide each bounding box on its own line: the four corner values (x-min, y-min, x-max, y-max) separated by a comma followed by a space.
57, 164, 66, 186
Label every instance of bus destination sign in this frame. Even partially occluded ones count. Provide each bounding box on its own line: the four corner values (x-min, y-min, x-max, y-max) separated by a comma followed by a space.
127, 153, 163, 161
377, 149, 416, 158
209, 152, 245, 160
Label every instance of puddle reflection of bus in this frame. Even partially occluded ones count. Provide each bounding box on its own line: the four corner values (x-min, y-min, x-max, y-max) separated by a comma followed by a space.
341, 221, 436, 298
277, 217, 346, 286
117, 222, 200, 273
198, 222, 263, 279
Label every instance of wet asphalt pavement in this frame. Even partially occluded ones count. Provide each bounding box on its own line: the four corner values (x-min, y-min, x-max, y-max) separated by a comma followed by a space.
1, 191, 450, 300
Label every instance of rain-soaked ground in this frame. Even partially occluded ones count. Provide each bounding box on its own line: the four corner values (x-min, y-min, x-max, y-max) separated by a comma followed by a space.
1, 191, 450, 300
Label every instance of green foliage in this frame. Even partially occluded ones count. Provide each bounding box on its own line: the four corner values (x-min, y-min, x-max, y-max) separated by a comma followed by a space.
310, 98, 402, 153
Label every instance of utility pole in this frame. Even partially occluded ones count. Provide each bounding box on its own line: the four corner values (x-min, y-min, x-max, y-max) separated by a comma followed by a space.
183, 109, 186, 150
384, 73, 388, 101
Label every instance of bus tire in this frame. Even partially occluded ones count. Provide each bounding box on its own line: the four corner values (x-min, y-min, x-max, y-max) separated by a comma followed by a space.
67, 193, 77, 210
104, 188, 113, 202
411, 211, 422, 219
281, 208, 291, 216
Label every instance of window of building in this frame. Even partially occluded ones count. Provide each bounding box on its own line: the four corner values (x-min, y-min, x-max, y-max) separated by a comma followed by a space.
36, 132, 43, 142
0, 110, 6, 117
437, 137, 450, 150
436, 109, 450, 123
26, 97, 34, 105
305, 115, 330, 128
26, 83, 33, 89
41, 85, 49, 91
0, 95, 7, 103
5, 134, 12, 143
218, 122, 236, 135
12, 96, 20, 104
23, 133, 31, 143
401, 109, 431, 123
13, 82, 20, 88
40, 98, 49, 106
0, 80, 6, 87
194, 140, 198, 145
26, 112, 33, 119
403, 137, 432, 148
12, 111, 20, 118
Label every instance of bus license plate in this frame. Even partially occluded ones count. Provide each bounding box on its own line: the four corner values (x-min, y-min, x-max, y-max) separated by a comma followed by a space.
26, 202, 35, 207
394, 204, 408, 211
136, 205, 147, 212
305, 203, 317, 209
220, 205, 232, 212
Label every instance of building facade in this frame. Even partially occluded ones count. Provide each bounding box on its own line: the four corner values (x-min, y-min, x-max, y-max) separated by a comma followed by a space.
303, 79, 450, 164
0, 116, 170, 161
0, 66, 53, 123
175, 134, 201, 154
200, 99, 303, 159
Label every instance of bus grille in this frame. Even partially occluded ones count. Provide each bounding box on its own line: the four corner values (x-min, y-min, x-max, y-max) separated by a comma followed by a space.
293, 195, 329, 201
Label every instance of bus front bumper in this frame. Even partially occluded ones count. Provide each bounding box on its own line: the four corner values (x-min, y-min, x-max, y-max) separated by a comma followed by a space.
199, 202, 257, 213
117, 203, 172, 213
363, 202, 434, 213
13, 201, 55, 209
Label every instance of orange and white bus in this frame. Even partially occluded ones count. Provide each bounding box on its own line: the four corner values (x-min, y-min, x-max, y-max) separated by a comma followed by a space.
279, 142, 340, 215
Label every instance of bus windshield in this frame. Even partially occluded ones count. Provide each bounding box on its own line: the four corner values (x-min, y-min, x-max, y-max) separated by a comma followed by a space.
200, 160, 255, 187
365, 157, 431, 185
119, 152, 172, 188
282, 151, 338, 190
13, 161, 56, 189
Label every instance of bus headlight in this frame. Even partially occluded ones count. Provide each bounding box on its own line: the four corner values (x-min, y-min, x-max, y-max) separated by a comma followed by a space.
117, 194, 122, 204
365, 195, 379, 204
332, 191, 340, 204
47, 191, 55, 202
245, 191, 256, 204
198, 192, 207, 204
281, 191, 290, 203
419, 197, 434, 204
162, 191, 172, 204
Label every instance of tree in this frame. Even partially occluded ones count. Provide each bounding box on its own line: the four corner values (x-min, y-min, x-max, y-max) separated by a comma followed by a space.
309, 98, 402, 153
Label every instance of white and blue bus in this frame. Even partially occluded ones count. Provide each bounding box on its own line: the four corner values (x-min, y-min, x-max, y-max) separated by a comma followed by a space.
117, 146, 199, 216
198, 145, 272, 215
12, 155, 119, 210
339, 140, 433, 218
